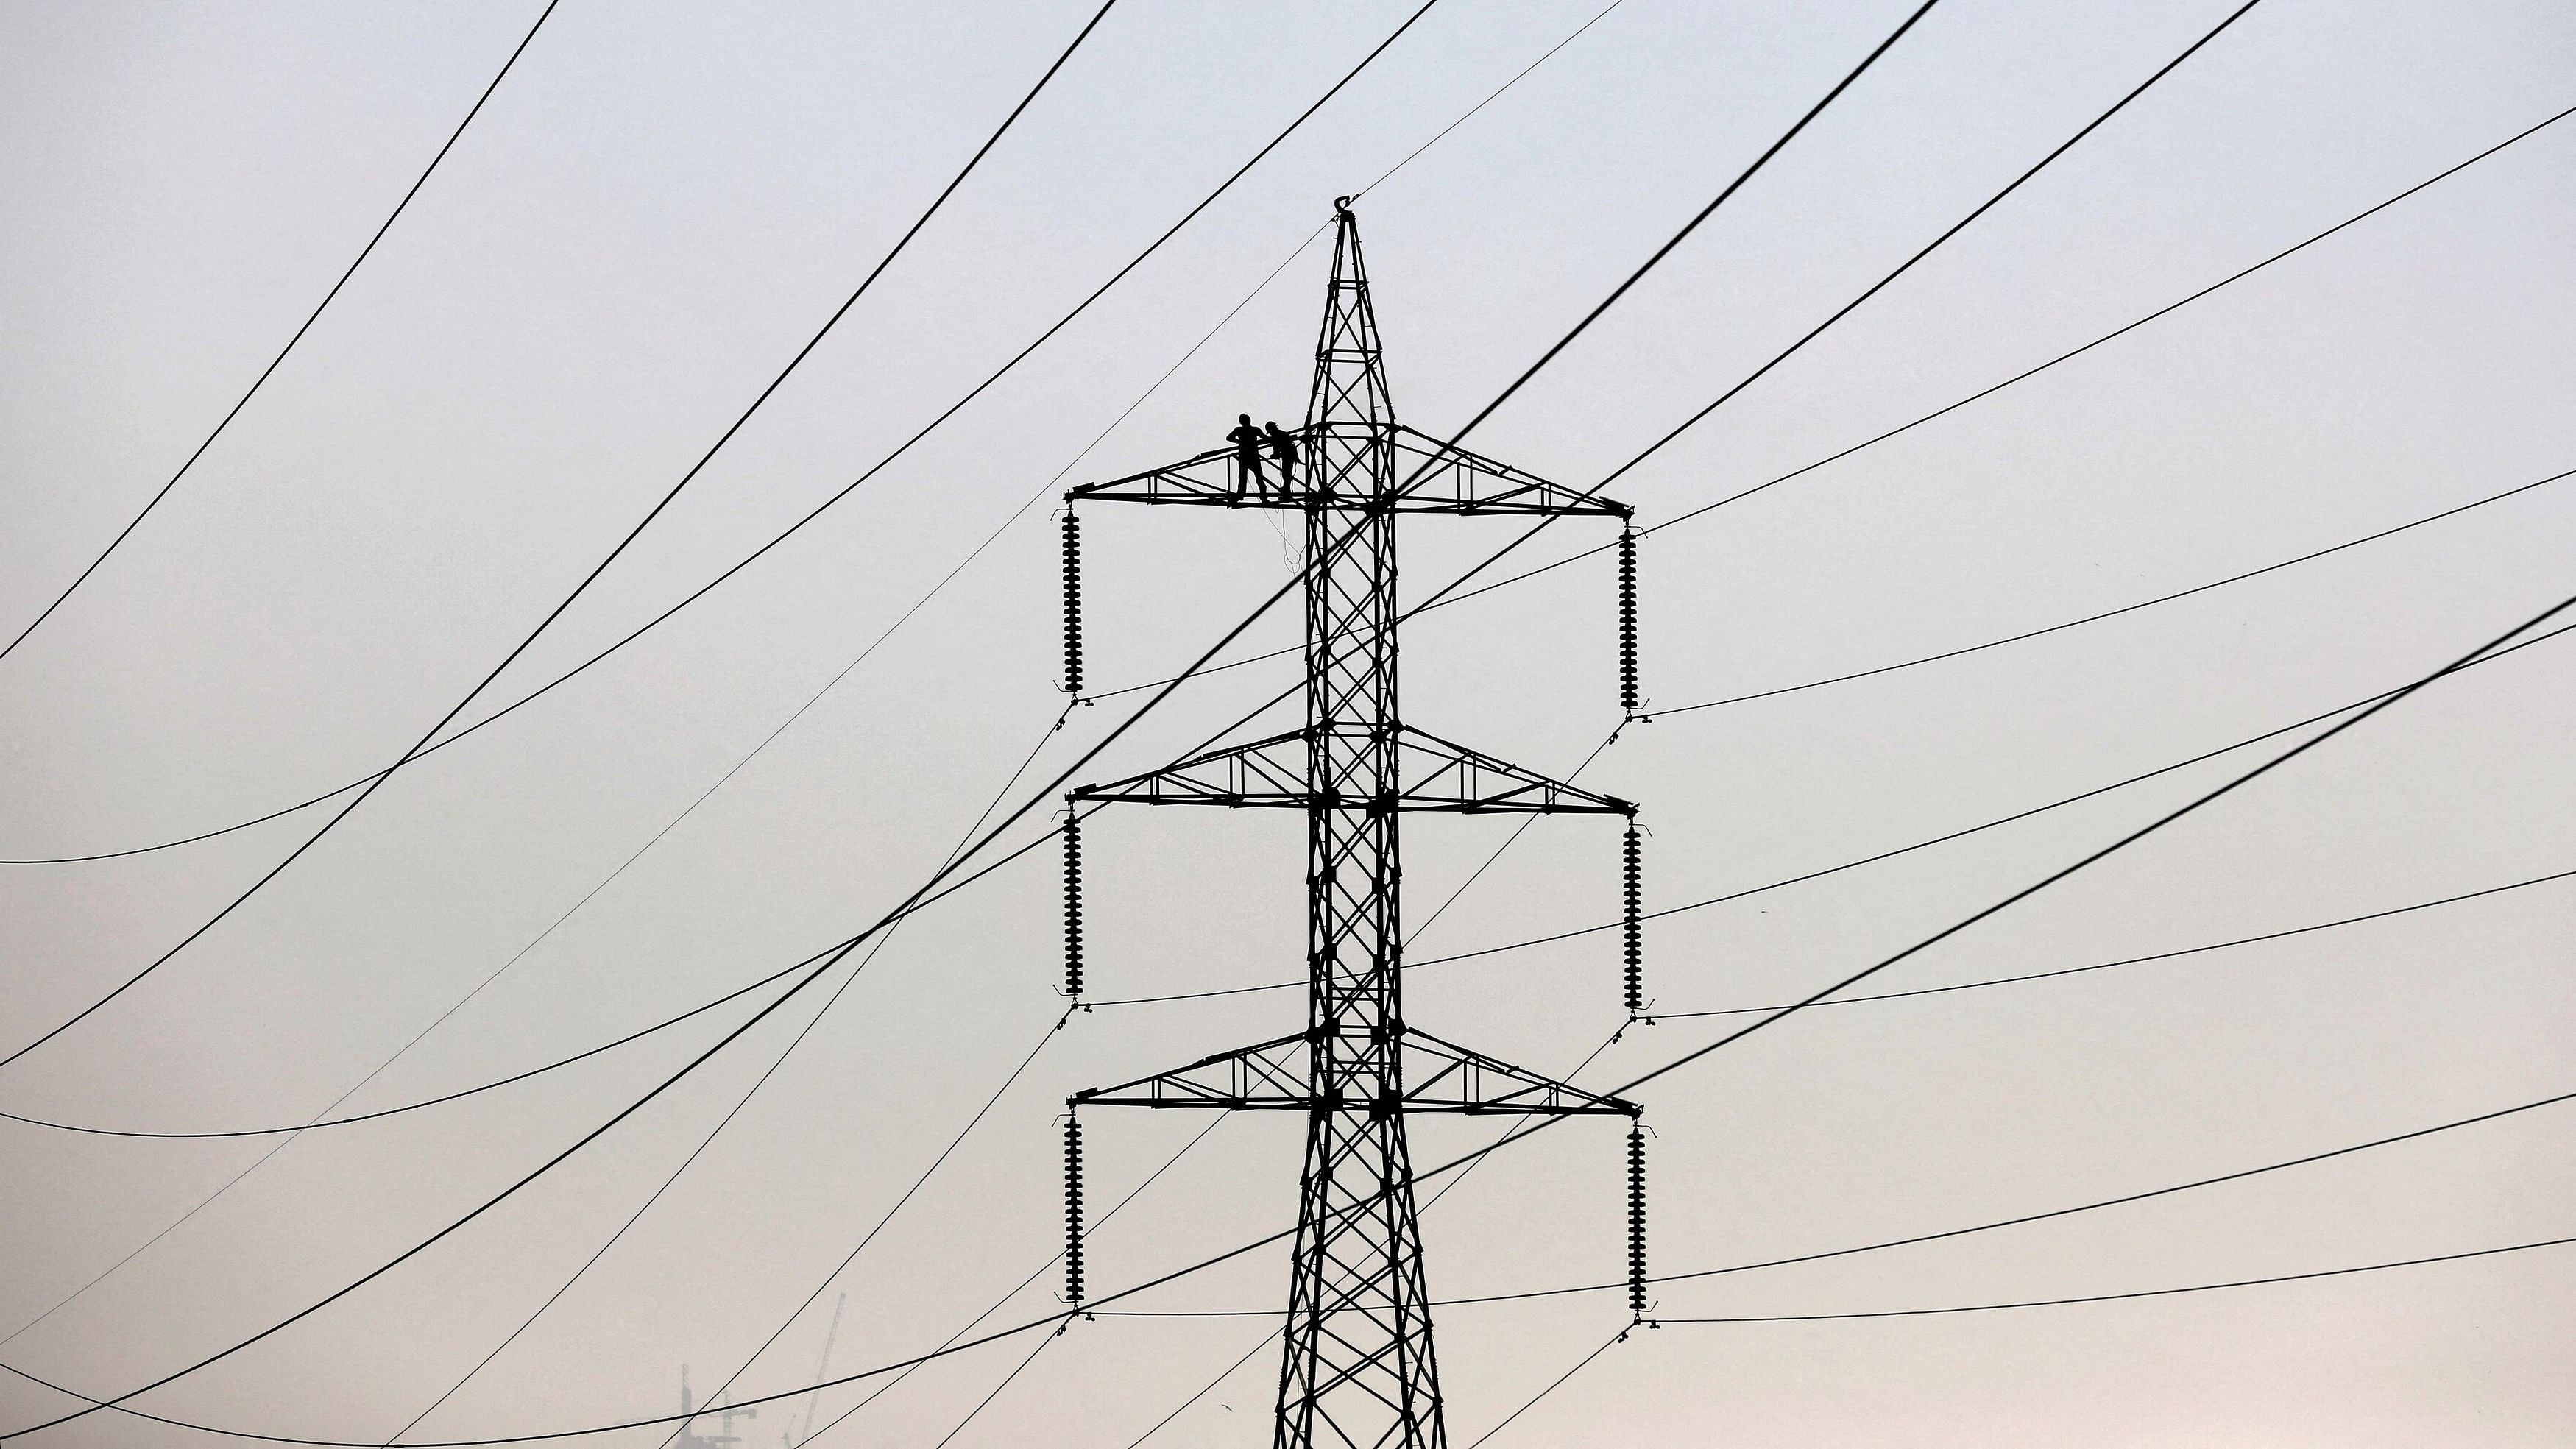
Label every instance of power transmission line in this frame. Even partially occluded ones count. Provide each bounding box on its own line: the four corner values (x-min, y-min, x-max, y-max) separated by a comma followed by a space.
1646, 1235, 2576, 1324
34, 501, 2558, 1140
16, 73, 2558, 876
1080, 0, 2287, 724
0, 4, 1940, 1428
1083, 613, 2576, 1009
0, 1, 559, 667
1457, 1083, 2576, 1307
21, 1066, 2567, 1445
1411, 615, 2576, 974
1458, 1325, 1627, 1448
1638, 463, 2575, 719
12, 564, 2567, 1143
1647, 865, 2576, 1021
390, 705, 1075, 1442
0, 0, 1123, 1074
792, 1118, 1229, 1448
710, 578, 2576, 1432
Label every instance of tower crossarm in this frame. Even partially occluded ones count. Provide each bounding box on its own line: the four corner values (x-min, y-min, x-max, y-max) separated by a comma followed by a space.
1069, 725, 1631, 813
1383, 425, 1630, 517
1065, 425, 1634, 518
1069, 727, 1310, 808
1065, 443, 1254, 508
1396, 1028, 1639, 1116
1072, 1031, 1313, 1110
1072, 1028, 1636, 1116
1392, 726, 1634, 814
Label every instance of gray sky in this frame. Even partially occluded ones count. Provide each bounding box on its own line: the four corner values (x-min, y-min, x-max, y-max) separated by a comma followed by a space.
3, 1, 2573, 1444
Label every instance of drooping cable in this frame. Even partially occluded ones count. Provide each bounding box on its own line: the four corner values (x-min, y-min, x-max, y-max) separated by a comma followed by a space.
1414, 615, 2576, 972
1639, 461, 2576, 720
0, 0, 560, 667
1647, 1236, 2576, 1325
790, 1117, 1229, 1448
0, 7, 1956, 1430
0, 0, 1455, 872
24, 85, 2558, 875
1451, 1084, 2576, 1309
1459, 1325, 1626, 1448
390, 699, 1082, 1443
1069, 617, 2576, 1016
1647, 863, 2576, 1021
0, 0, 1125, 1073
1398, 0, 2270, 631
1419, 100, 2576, 622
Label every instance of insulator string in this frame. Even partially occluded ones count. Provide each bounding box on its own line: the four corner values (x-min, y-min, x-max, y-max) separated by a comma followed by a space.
1063, 812, 1084, 1001
1621, 823, 1643, 1016
1626, 1126, 1647, 1317
1062, 511, 1083, 696
1616, 528, 1638, 714
1064, 1114, 1086, 1307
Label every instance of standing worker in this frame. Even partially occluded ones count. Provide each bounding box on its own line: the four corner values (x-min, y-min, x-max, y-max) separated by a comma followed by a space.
1228, 413, 1266, 494
1263, 420, 1298, 497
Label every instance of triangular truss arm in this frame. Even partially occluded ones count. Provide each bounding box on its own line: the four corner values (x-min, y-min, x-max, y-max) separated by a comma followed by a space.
1065, 442, 1250, 507
1384, 425, 1629, 517
1069, 726, 1632, 815
1075, 1030, 1311, 1109
1073, 1029, 1638, 1116
1064, 425, 1631, 518
1069, 727, 1310, 808
1391, 726, 1633, 814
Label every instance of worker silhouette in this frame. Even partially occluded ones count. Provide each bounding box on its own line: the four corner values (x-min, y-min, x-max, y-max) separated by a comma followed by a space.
1227, 413, 1265, 494
1264, 421, 1298, 496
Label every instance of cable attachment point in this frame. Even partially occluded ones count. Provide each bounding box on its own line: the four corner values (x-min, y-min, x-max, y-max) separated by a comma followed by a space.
1063, 811, 1084, 1002
1621, 822, 1643, 1016
1061, 511, 1083, 696
1064, 1112, 1086, 1308
1626, 1124, 1647, 1318
1616, 529, 1639, 715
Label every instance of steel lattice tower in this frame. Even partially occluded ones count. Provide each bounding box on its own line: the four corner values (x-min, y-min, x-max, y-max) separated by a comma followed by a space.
1062, 201, 1641, 1449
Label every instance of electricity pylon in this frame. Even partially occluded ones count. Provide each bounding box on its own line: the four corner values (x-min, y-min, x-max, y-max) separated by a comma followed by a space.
1061, 200, 1643, 1449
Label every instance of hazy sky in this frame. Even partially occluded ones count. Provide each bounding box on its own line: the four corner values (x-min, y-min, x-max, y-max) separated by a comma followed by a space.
4, 1, 2573, 1445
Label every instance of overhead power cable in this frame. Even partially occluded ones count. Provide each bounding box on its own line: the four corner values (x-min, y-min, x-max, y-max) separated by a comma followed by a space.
1117, 1328, 1280, 1448
1398, 0, 2269, 638
1083, 0, 2280, 713
0, 1, 559, 667
38, 557, 2561, 1447
1409, 614, 2576, 974
793, 1117, 1228, 1448
1459, 1083, 2576, 1307
388, 706, 1074, 1443
0, 4, 1938, 1433
1641, 463, 2575, 718
1647, 1235, 2576, 1324
14, 590, 2566, 1144
0, 0, 1448, 879
1649, 865, 2576, 1021
1089, 613, 2576, 1010
0, 0, 1123, 1074
0, 617, 1303, 1141
1379, 96, 2576, 637
18, 82, 2561, 870
1459, 1325, 1626, 1448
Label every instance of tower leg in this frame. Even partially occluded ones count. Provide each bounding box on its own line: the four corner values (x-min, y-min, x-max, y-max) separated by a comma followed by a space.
1276, 1107, 1446, 1449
